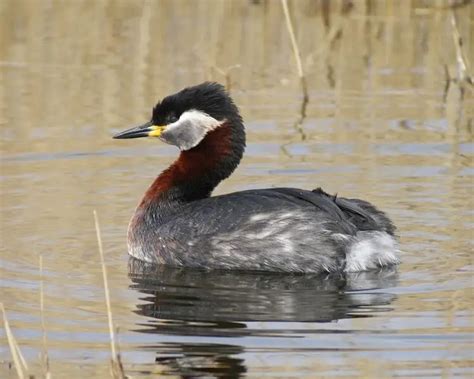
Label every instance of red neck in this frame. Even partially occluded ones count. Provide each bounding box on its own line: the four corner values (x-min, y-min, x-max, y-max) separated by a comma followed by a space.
139, 125, 235, 209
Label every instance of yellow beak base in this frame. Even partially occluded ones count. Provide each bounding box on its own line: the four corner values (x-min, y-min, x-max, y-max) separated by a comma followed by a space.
148, 125, 165, 138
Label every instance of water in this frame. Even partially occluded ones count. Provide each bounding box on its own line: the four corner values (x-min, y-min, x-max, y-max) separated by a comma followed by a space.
1, 1, 473, 378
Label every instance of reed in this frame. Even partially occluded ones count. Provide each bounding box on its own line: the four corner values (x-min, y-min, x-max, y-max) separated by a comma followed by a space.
39, 255, 51, 379
93, 210, 125, 379
281, 0, 309, 140
449, 10, 473, 88
211, 64, 241, 92
1, 303, 28, 379
191, 47, 241, 91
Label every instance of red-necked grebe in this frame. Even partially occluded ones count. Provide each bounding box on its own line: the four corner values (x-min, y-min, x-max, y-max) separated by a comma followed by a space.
114, 82, 400, 273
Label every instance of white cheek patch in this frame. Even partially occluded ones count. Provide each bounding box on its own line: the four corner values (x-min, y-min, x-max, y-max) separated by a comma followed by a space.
162, 109, 224, 151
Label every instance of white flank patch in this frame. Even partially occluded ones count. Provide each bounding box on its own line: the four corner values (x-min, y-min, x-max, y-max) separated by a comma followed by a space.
345, 231, 400, 272
128, 243, 154, 263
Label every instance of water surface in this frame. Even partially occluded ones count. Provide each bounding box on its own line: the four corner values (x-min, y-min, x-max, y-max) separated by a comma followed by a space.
1, 1, 473, 378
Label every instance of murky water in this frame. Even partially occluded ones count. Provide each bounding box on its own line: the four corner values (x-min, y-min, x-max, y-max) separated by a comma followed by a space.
1, 1, 473, 378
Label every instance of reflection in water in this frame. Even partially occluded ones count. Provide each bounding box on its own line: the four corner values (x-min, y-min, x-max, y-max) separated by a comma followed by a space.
128, 260, 398, 377
154, 344, 246, 379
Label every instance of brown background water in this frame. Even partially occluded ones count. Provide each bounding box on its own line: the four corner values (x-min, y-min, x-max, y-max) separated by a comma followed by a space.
1, 0, 473, 378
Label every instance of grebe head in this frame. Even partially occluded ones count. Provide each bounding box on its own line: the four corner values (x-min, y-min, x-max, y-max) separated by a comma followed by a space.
113, 82, 246, 203
113, 82, 242, 151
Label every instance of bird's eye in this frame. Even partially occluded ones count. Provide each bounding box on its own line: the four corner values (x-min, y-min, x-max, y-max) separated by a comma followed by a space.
168, 114, 178, 124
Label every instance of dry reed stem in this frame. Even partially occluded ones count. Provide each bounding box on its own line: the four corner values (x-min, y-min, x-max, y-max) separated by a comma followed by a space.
449, 11, 473, 87
211, 64, 241, 92
1, 303, 28, 379
93, 210, 125, 379
191, 47, 241, 91
281, 0, 309, 141
39, 255, 51, 379
15, 343, 28, 375
281, 0, 304, 79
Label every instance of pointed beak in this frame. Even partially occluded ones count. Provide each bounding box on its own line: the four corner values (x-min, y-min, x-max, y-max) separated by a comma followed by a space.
113, 122, 165, 139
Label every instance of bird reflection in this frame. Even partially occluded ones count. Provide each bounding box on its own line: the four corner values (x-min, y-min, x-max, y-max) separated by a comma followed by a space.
128, 259, 398, 378
153, 343, 246, 379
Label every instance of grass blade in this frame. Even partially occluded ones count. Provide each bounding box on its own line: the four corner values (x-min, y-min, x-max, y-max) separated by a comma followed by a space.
1, 302, 28, 379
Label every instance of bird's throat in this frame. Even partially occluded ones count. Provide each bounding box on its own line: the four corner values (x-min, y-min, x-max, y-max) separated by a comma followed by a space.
138, 123, 243, 212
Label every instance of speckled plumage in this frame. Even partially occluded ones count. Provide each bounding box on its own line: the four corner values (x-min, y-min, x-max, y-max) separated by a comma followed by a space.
115, 82, 400, 273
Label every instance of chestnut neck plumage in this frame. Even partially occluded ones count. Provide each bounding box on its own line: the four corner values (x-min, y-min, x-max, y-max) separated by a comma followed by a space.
138, 120, 245, 219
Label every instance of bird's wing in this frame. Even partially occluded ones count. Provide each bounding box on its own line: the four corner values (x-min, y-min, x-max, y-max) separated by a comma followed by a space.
156, 187, 363, 238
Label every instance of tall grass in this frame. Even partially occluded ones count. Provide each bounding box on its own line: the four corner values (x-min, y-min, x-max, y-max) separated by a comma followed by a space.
281, 0, 309, 139
1, 303, 28, 379
39, 255, 51, 379
93, 210, 126, 379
